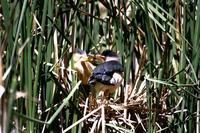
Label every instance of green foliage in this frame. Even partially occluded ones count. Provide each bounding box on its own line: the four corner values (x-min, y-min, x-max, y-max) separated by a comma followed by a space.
0, 0, 200, 132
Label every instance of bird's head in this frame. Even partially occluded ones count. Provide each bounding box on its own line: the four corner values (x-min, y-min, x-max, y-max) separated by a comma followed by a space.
72, 49, 89, 63
101, 50, 120, 62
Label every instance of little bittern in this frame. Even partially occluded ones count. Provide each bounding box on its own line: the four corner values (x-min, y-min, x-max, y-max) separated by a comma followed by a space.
88, 50, 124, 102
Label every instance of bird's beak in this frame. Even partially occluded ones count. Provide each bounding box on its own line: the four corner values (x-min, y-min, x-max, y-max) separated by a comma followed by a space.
96, 54, 106, 61
88, 54, 106, 63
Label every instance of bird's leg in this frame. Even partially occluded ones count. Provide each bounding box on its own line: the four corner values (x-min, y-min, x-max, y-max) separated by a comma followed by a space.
101, 90, 109, 105
89, 89, 97, 110
101, 91, 106, 104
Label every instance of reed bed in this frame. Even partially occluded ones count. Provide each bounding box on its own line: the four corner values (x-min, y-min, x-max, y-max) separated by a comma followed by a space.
0, 0, 200, 132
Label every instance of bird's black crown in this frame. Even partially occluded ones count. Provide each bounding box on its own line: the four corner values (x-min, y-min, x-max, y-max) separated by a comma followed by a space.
75, 48, 86, 55
101, 50, 118, 57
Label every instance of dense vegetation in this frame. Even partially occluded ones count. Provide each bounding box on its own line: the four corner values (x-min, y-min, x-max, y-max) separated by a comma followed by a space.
1, 0, 200, 132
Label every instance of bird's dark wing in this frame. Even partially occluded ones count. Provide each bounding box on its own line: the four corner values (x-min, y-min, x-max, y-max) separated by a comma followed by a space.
88, 61, 123, 85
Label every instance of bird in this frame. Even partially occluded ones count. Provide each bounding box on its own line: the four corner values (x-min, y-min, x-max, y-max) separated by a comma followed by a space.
88, 50, 124, 105
72, 49, 94, 85
72, 49, 105, 85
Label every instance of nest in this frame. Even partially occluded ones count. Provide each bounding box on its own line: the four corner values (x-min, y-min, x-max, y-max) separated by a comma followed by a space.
77, 86, 171, 133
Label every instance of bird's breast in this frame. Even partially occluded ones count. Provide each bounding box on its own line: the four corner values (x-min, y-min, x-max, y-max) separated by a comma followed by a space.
93, 82, 119, 94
